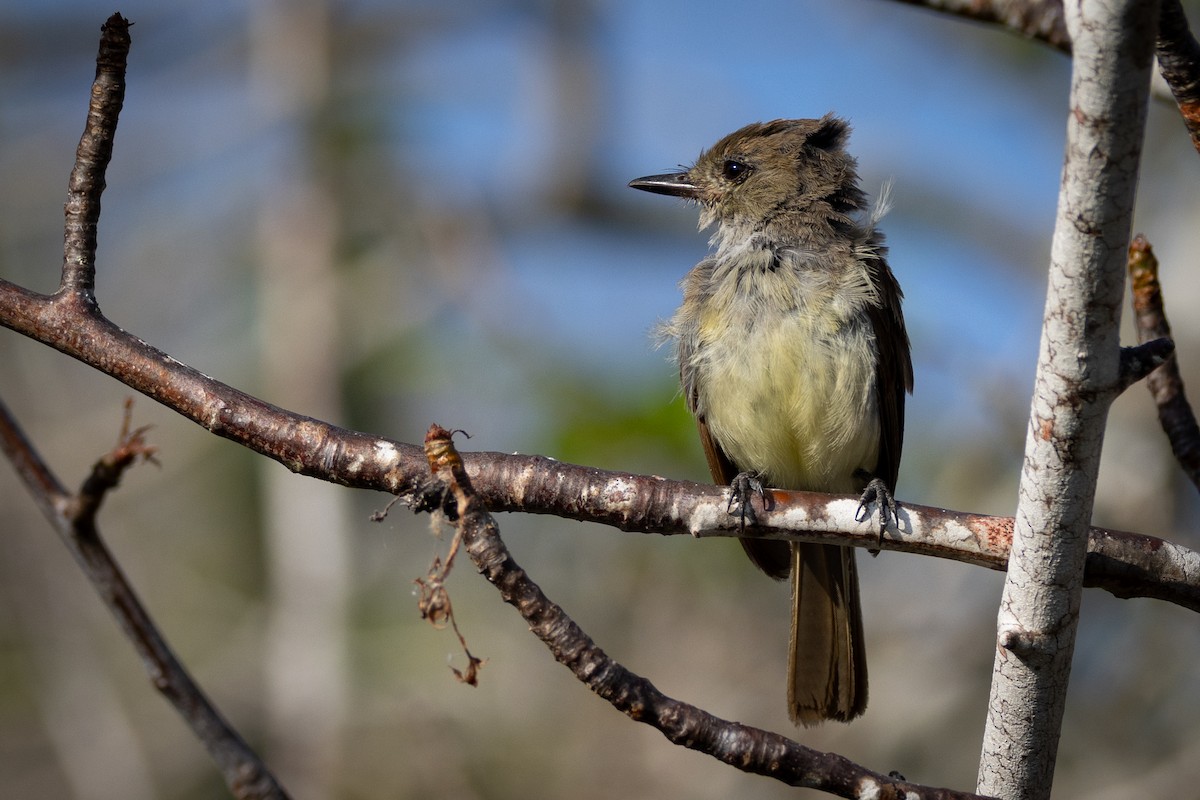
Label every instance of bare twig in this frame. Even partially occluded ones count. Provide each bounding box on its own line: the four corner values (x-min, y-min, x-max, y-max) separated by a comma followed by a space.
67, 397, 159, 522
1157, 0, 1200, 155
886, 0, 1070, 51
413, 474, 487, 686
888, 0, 1200, 159
1129, 235, 1200, 491
3, 264, 1198, 607
62, 13, 129, 297
453, 453, 1200, 613
0, 16, 287, 797
1118, 338, 1176, 392
0, 398, 289, 799
421, 425, 994, 799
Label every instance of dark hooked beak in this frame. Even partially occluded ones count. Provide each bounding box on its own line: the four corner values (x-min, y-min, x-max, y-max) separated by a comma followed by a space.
628, 171, 698, 199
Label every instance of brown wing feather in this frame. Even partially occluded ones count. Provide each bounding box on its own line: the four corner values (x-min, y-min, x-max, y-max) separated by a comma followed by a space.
865, 252, 913, 489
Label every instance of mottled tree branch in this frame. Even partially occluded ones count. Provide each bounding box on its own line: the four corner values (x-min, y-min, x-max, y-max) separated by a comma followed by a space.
1128, 235, 1200, 490
3, 275, 1199, 610
886, 0, 1069, 50
1157, 0, 1200, 154
423, 425, 995, 799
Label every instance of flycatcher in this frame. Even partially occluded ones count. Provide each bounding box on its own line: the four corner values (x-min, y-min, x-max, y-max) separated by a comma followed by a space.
629, 116, 912, 725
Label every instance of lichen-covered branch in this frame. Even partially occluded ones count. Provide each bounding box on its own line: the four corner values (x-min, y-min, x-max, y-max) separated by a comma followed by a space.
3, 278, 1199, 610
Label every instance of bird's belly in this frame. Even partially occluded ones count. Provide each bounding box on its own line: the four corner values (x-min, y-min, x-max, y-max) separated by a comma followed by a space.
696, 312, 880, 494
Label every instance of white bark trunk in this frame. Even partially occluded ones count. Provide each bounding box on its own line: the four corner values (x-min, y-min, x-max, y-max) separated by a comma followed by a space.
976, 1, 1158, 798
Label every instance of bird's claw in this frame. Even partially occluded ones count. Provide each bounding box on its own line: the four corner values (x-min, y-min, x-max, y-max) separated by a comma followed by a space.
728, 471, 767, 532
856, 476, 899, 548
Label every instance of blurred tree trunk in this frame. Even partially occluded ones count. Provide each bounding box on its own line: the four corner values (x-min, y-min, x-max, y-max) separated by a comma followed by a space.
251, 1, 350, 794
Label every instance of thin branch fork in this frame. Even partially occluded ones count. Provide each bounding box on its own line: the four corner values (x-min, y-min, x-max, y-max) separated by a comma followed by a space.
0, 15, 288, 799
0, 398, 290, 800
424, 425, 996, 799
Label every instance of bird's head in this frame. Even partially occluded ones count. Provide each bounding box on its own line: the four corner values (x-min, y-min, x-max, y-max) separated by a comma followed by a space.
629, 115, 866, 236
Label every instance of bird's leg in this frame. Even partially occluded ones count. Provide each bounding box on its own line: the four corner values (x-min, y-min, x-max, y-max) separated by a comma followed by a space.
854, 471, 899, 548
727, 470, 767, 532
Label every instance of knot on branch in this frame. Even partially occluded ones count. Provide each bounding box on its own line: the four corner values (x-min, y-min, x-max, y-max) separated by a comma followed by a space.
997, 624, 1057, 660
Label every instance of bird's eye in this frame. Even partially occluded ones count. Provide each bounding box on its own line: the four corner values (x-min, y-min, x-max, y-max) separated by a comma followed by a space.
721, 159, 752, 183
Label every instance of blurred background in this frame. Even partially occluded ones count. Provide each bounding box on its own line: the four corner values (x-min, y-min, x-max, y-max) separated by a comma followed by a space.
1, 1, 1199, 798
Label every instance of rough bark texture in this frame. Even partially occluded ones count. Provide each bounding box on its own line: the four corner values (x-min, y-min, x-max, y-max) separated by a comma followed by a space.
976, 1, 1159, 798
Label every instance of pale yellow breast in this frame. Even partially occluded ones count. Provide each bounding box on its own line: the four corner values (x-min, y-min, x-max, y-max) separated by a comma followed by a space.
692, 269, 880, 494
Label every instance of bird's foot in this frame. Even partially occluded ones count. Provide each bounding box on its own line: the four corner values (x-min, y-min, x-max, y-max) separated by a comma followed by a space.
727, 471, 767, 532
856, 475, 899, 549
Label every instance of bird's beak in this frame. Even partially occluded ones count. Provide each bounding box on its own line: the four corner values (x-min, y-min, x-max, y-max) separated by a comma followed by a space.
628, 172, 698, 199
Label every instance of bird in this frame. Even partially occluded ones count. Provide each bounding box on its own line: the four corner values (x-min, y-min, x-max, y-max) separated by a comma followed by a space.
629, 115, 912, 725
